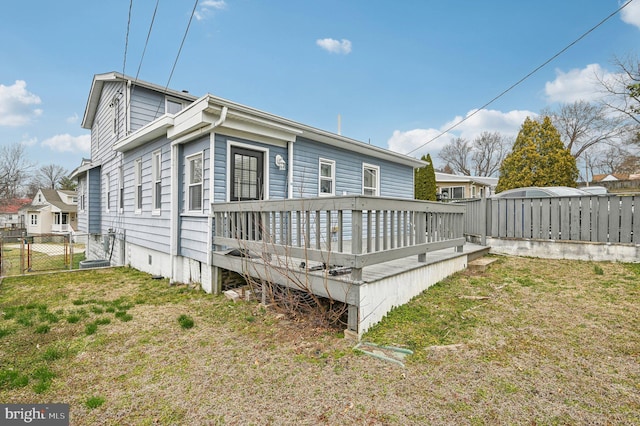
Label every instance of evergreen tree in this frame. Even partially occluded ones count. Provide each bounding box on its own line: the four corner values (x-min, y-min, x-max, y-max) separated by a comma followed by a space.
424, 154, 437, 201
414, 154, 437, 201
497, 116, 578, 192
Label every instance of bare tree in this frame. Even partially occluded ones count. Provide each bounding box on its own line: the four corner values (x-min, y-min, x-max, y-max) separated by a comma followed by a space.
472, 131, 508, 176
33, 164, 68, 189
0, 143, 34, 201
438, 137, 472, 175
543, 101, 628, 160
590, 144, 639, 176
439, 133, 508, 176
598, 55, 640, 127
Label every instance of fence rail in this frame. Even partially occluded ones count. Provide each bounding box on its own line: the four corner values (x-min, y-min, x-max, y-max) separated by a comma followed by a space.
462, 195, 640, 244
211, 195, 466, 280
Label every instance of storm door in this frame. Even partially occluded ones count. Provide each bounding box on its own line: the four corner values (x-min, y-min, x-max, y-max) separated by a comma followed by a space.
230, 146, 264, 240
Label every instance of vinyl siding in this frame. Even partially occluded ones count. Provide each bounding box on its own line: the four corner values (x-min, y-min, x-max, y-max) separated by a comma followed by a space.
129, 86, 165, 132
87, 167, 101, 233
116, 138, 172, 253
77, 175, 88, 233
292, 137, 414, 199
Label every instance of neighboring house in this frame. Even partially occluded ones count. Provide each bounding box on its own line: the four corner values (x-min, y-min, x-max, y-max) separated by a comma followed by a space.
19, 189, 78, 235
0, 198, 30, 229
435, 172, 497, 200
73, 72, 425, 291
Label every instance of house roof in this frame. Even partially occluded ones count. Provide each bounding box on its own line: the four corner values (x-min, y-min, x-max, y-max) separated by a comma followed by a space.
20, 189, 77, 213
435, 172, 498, 187
0, 198, 31, 214
90, 72, 426, 169
82, 72, 199, 130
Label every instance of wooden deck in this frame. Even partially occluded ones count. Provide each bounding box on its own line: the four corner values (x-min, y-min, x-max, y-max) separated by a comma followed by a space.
209, 195, 482, 337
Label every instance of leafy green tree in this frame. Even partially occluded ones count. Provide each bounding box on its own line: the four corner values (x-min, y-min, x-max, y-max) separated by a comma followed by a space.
59, 176, 77, 191
497, 116, 578, 192
414, 154, 436, 201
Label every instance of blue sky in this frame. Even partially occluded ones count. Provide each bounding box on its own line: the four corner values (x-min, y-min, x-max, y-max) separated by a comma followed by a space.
1, 0, 639, 175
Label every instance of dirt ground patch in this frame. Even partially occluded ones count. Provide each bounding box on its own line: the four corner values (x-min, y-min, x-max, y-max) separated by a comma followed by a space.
0, 258, 638, 425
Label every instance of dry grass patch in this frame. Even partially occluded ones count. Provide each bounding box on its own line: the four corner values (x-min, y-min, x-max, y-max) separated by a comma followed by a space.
0, 259, 639, 425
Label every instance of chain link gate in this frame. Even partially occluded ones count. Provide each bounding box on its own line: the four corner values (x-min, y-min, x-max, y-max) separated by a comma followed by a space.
0, 233, 85, 277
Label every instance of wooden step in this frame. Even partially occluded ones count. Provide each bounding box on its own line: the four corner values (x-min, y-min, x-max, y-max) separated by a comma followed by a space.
468, 257, 498, 272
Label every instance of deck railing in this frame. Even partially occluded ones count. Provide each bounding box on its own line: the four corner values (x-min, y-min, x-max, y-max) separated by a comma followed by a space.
211, 196, 465, 280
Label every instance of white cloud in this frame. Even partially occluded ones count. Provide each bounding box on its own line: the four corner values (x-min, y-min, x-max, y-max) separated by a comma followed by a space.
388, 108, 536, 159
621, 0, 640, 29
66, 113, 79, 124
316, 38, 352, 55
387, 128, 454, 158
0, 80, 42, 126
195, 0, 226, 21
544, 64, 610, 103
41, 134, 91, 153
20, 135, 38, 147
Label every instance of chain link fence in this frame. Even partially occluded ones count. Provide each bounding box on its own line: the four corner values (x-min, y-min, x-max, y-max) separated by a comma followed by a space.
0, 233, 87, 277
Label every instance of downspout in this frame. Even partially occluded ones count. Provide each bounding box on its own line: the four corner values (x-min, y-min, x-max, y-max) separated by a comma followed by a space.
170, 143, 180, 284
287, 140, 294, 198
207, 106, 228, 289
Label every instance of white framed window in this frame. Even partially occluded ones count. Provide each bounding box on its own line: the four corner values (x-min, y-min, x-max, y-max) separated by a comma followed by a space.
442, 186, 465, 199
30, 214, 38, 225
135, 158, 143, 213
166, 98, 185, 115
152, 150, 162, 213
79, 183, 85, 212
105, 172, 111, 212
363, 164, 380, 196
471, 186, 477, 198
319, 158, 335, 196
118, 165, 124, 212
110, 96, 120, 137
187, 152, 203, 212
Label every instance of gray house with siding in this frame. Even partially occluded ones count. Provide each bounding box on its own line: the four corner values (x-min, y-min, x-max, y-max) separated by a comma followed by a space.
74, 72, 425, 294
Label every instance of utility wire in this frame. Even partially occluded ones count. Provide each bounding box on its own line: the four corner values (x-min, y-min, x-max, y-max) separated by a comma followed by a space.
154, 0, 200, 118
134, 0, 160, 83
122, 0, 134, 75
127, 0, 161, 114
406, 0, 636, 156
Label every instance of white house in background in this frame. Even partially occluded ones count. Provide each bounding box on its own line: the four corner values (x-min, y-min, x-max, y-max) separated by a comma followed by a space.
0, 198, 30, 229
435, 172, 498, 200
19, 189, 78, 235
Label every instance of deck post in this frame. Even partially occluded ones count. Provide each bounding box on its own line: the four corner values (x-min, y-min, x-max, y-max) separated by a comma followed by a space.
417, 209, 427, 263
351, 208, 363, 281
347, 304, 359, 334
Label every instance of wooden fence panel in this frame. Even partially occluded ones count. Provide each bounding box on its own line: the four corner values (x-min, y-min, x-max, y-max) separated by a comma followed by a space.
463, 194, 638, 245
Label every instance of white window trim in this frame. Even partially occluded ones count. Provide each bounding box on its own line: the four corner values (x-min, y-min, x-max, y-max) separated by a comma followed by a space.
225, 140, 270, 202
186, 152, 204, 213
318, 158, 335, 196
363, 163, 380, 196
118, 165, 124, 213
105, 172, 111, 213
110, 96, 120, 137
152, 150, 162, 215
79, 182, 85, 213
30, 214, 38, 226
165, 97, 185, 115
135, 158, 143, 214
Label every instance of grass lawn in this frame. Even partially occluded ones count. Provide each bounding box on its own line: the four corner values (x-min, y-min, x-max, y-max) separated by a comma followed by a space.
0, 257, 638, 425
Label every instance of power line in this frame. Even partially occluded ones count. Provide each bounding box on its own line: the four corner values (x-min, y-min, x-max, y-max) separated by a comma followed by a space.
133, 0, 160, 83
153, 0, 200, 118
122, 0, 134, 75
406, 0, 636, 156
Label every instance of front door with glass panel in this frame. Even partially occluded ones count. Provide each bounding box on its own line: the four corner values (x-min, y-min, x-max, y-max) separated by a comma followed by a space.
231, 147, 264, 201
230, 146, 264, 240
